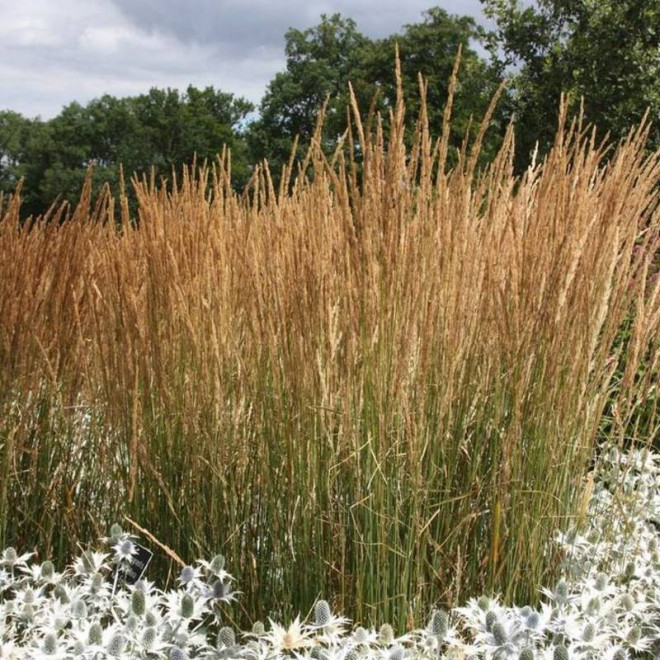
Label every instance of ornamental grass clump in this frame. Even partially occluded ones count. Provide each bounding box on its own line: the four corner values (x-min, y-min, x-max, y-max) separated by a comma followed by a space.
0, 445, 659, 658
1, 57, 660, 627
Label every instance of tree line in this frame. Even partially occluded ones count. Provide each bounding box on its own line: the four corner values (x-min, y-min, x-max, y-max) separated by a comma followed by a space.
1, 0, 659, 218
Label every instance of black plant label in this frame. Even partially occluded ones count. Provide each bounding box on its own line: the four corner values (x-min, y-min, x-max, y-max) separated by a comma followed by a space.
116, 543, 153, 585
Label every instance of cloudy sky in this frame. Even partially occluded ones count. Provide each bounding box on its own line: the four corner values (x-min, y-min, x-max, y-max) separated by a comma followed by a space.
0, 0, 488, 120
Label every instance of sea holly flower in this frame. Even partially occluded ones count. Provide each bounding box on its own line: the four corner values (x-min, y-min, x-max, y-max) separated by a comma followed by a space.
305, 599, 351, 644
178, 565, 203, 590
113, 538, 139, 563
197, 555, 234, 584
202, 578, 240, 604
0, 548, 34, 571
263, 616, 314, 653
72, 550, 110, 577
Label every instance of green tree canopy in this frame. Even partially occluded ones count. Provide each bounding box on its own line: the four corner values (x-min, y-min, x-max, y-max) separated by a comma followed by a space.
248, 13, 371, 174
483, 0, 660, 168
0, 86, 253, 219
248, 9, 506, 180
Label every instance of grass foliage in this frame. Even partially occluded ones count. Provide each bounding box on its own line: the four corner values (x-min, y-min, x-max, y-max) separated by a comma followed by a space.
0, 63, 659, 628
1, 445, 659, 658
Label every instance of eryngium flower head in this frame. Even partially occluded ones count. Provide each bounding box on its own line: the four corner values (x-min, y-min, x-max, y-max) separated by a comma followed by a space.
179, 565, 196, 585
181, 593, 194, 618
314, 600, 331, 627
110, 523, 123, 541
88, 623, 103, 646
141, 626, 157, 649
379, 624, 394, 645
170, 647, 188, 660
210, 554, 225, 574
264, 616, 313, 652
485, 610, 498, 632
107, 633, 126, 657
40, 560, 55, 580
492, 621, 507, 646
429, 609, 448, 638
131, 588, 146, 616
42, 632, 57, 655
218, 626, 236, 648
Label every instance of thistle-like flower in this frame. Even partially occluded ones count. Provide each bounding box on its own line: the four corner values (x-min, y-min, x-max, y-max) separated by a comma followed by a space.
264, 616, 314, 652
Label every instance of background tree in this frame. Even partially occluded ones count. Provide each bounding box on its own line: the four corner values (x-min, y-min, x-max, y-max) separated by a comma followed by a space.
248, 14, 371, 176
360, 7, 507, 162
248, 9, 507, 182
0, 86, 253, 220
483, 0, 660, 169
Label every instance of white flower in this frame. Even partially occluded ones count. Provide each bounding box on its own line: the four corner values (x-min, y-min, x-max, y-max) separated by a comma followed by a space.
0, 548, 34, 570
72, 551, 110, 577
263, 616, 314, 652
113, 539, 138, 563
305, 600, 351, 645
